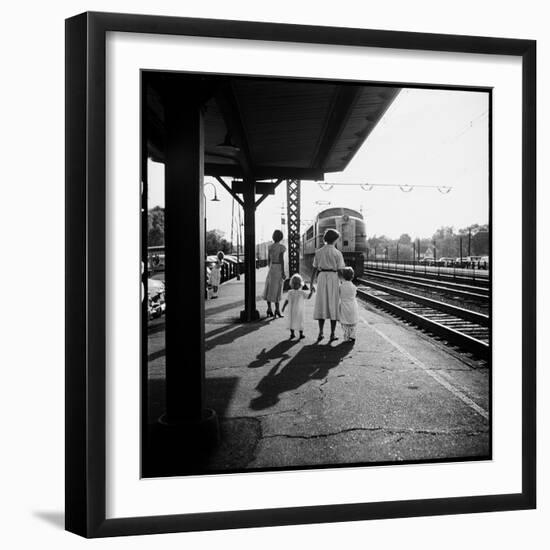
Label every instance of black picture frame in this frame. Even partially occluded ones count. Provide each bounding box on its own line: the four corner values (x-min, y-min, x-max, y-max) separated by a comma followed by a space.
65, 11, 536, 538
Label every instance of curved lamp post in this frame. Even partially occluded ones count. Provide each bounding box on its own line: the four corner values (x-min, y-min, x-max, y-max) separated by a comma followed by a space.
204, 181, 220, 256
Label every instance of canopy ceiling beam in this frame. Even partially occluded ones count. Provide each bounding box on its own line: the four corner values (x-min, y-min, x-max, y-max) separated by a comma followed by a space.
312, 86, 362, 171
204, 164, 325, 181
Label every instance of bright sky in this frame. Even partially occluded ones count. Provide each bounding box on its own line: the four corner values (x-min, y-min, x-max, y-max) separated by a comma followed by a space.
148, 87, 489, 243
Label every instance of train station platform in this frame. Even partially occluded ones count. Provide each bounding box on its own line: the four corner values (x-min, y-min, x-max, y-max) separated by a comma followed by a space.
147, 267, 490, 472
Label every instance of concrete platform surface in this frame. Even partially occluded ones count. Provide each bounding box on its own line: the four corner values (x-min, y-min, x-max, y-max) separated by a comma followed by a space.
147, 267, 489, 473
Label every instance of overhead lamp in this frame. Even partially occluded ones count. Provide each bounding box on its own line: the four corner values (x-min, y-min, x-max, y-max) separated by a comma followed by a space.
204, 181, 221, 202
399, 185, 414, 193
437, 186, 452, 194
360, 184, 373, 191
216, 132, 240, 151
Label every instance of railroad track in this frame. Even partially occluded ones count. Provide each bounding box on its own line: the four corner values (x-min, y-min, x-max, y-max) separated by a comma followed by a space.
362, 269, 489, 304
363, 264, 490, 288
356, 278, 490, 360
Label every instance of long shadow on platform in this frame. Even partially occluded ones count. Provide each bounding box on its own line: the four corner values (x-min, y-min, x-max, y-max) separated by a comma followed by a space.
249, 341, 354, 410
205, 319, 271, 352
147, 318, 165, 336
248, 340, 299, 369
205, 322, 245, 340
205, 293, 266, 317
148, 348, 166, 362
205, 297, 245, 316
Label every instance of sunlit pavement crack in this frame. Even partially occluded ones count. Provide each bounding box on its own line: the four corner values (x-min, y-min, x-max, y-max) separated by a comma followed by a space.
262, 427, 489, 440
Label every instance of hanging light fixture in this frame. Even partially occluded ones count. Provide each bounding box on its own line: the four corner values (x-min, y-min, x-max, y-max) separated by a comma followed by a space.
216, 132, 240, 151
204, 181, 221, 202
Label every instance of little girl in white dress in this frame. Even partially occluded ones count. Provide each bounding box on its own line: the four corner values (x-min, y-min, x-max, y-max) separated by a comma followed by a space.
282, 274, 314, 339
209, 251, 225, 299
339, 267, 358, 342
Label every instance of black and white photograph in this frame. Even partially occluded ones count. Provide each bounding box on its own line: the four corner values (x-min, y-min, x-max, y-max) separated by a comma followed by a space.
142, 72, 491, 477
1, 0, 544, 544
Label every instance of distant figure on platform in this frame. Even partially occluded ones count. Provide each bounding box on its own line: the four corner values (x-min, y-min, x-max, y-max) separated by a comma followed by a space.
209, 251, 225, 299
339, 267, 358, 342
309, 229, 345, 341
263, 230, 286, 318
282, 274, 314, 339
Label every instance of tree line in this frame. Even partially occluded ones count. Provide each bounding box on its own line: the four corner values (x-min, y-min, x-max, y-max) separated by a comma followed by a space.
368, 224, 489, 260
148, 207, 233, 255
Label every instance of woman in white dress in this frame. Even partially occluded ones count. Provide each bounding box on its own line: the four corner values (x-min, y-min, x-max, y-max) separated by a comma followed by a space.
309, 229, 346, 341
262, 230, 286, 318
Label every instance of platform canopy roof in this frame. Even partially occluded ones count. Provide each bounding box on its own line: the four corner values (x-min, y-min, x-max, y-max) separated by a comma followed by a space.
146, 74, 400, 181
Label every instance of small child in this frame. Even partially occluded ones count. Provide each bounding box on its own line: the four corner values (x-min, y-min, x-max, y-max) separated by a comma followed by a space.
282, 274, 314, 339
209, 251, 225, 299
339, 266, 358, 342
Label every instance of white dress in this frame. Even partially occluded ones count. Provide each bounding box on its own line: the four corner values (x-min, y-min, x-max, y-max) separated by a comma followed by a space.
286, 289, 308, 330
339, 281, 358, 324
312, 244, 345, 320
210, 262, 222, 286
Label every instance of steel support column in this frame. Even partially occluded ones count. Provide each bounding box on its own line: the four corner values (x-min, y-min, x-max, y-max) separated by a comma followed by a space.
240, 178, 260, 322
157, 77, 218, 463
286, 179, 301, 277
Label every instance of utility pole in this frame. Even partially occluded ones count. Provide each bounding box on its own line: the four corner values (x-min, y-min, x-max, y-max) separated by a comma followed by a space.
230, 197, 235, 254
237, 203, 242, 263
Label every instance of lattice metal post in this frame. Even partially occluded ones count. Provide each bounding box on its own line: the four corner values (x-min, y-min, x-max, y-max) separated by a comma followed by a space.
286, 179, 301, 277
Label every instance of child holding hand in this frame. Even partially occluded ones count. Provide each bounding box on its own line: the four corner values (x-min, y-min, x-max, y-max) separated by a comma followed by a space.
339, 266, 358, 342
282, 274, 314, 339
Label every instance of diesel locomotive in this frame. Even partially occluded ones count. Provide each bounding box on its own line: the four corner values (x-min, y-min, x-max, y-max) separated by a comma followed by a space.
301, 207, 367, 277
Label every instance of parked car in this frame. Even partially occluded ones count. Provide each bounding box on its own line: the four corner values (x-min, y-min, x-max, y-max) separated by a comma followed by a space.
438, 257, 454, 266
465, 255, 482, 264
148, 278, 165, 320
147, 251, 165, 273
